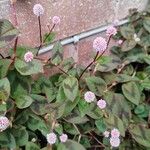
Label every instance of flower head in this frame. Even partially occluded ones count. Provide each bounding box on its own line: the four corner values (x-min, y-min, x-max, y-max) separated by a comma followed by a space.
113, 19, 119, 26
59, 134, 68, 143
117, 40, 123, 45
103, 131, 110, 138
24, 51, 34, 62
84, 91, 95, 103
97, 99, 107, 109
46, 132, 57, 145
52, 16, 61, 25
0, 116, 10, 132
33, 4, 44, 16
111, 128, 120, 138
93, 37, 107, 52
133, 34, 140, 42
106, 26, 117, 37
110, 137, 120, 147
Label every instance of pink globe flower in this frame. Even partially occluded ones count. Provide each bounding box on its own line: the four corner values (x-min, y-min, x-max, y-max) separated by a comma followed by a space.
24, 51, 34, 62
93, 37, 107, 52
97, 99, 107, 109
0, 116, 10, 132
111, 128, 120, 138
117, 40, 123, 45
46, 132, 57, 145
113, 19, 119, 26
52, 16, 61, 25
59, 134, 68, 143
110, 137, 120, 147
103, 131, 110, 138
33, 4, 44, 16
106, 26, 117, 37
84, 91, 95, 103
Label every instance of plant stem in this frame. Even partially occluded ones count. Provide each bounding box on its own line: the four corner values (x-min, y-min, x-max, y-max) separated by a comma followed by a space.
78, 35, 112, 81
78, 51, 99, 81
89, 132, 105, 148
0, 54, 4, 59
36, 16, 42, 56
43, 24, 55, 43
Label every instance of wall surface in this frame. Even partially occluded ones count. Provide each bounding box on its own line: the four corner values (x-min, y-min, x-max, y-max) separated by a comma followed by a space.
0, 0, 148, 65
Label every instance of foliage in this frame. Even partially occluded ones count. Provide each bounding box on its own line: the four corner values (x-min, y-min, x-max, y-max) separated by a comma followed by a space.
0, 6, 150, 150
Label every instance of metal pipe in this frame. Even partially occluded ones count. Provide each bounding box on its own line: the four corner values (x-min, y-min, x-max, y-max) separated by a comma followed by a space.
39, 19, 128, 54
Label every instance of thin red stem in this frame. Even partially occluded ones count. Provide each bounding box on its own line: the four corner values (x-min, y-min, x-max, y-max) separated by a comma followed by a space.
78, 35, 112, 81
43, 24, 55, 43
36, 16, 43, 56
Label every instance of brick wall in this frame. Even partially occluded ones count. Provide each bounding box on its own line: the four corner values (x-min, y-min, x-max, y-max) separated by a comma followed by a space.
0, 0, 148, 64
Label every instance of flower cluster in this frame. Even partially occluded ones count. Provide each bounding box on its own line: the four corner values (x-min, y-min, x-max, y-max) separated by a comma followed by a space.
84, 91, 107, 109
0, 116, 10, 132
46, 132, 68, 145
52, 16, 61, 25
133, 34, 140, 42
93, 37, 107, 52
106, 26, 117, 37
33, 4, 44, 16
103, 128, 121, 148
24, 51, 34, 62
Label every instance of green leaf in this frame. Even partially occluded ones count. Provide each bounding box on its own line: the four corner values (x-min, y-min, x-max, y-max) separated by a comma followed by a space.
12, 126, 28, 146
0, 131, 16, 149
57, 140, 86, 150
122, 82, 141, 105
0, 102, 7, 115
51, 41, 63, 65
121, 40, 136, 52
95, 55, 121, 72
15, 59, 43, 75
116, 74, 139, 83
104, 93, 131, 127
105, 114, 125, 137
129, 125, 150, 147
27, 114, 48, 136
30, 94, 48, 115
62, 76, 78, 102
65, 114, 89, 124
43, 32, 55, 44
15, 95, 33, 109
120, 25, 135, 39
0, 59, 12, 79
0, 19, 19, 48
0, 78, 10, 101
139, 34, 150, 47
95, 119, 107, 133
143, 17, 150, 33
25, 142, 40, 150
85, 76, 106, 96
62, 57, 75, 72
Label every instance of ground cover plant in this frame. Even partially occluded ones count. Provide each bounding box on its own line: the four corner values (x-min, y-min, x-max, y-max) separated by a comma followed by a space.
0, 2, 150, 150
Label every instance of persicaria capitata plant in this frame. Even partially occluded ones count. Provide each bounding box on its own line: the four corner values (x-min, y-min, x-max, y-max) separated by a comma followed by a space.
0, 2, 150, 150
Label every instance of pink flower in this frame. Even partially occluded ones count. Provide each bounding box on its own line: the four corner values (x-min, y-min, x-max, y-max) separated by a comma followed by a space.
46, 132, 57, 145
0, 116, 10, 132
110, 137, 120, 147
106, 26, 117, 37
103, 131, 110, 138
117, 40, 123, 45
93, 37, 107, 52
113, 19, 119, 26
33, 4, 44, 16
52, 16, 61, 25
97, 99, 106, 109
59, 134, 68, 143
24, 51, 34, 62
111, 128, 120, 138
84, 91, 95, 103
